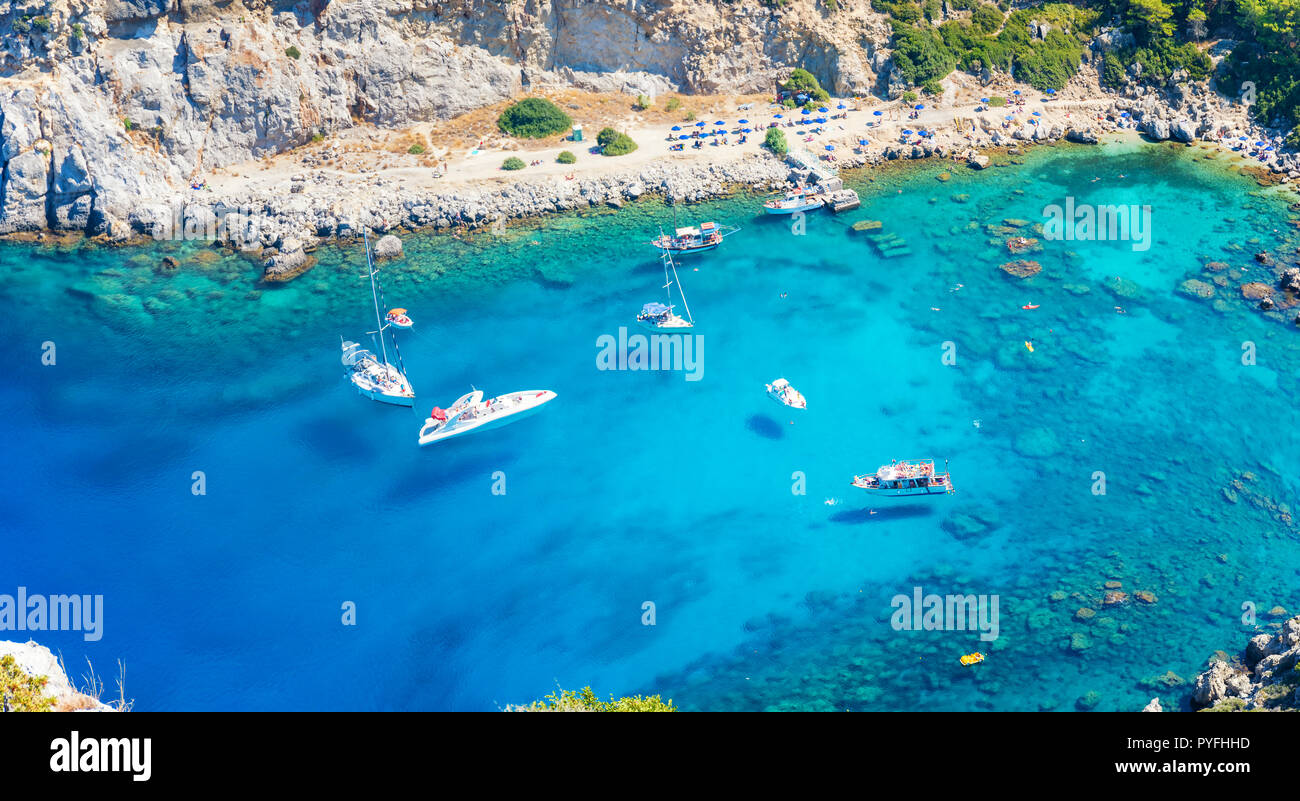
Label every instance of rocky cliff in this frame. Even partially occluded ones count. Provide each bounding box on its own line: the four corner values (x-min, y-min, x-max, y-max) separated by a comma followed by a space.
1190, 615, 1300, 711
0, 0, 891, 239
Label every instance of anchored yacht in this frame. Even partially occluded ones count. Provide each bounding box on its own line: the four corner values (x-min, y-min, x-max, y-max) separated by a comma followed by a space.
851, 459, 954, 497
418, 389, 557, 446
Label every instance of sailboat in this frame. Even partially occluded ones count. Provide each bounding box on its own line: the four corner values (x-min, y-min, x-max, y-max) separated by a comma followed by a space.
637, 247, 695, 330
341, 230, 415, 407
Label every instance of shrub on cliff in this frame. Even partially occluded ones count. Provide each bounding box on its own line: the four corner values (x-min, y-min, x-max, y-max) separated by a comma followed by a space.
497, 98, 572, 139
781, 68, 831, 102
507, 686, 675, 712
502, 157, 526, 171
557, 150, 576, 164
1100, 52, 1126, 89
0, 655, 53, 712
891, 26, 956, 86
764, 127, 789, 156
597, 128, 638, 156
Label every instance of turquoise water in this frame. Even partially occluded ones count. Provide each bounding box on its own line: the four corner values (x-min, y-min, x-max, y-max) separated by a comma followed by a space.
2, 140, 1298, 711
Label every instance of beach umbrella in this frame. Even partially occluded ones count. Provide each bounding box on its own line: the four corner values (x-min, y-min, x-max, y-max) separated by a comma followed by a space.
915, 104, 924, 110
1005, 115, 1013, 121
1255, 141, 1265, 146
1032, 111, 1041, 116
816, 118, 827, 123
774, 114, 784, 118
1120, 111, 1130, 117
671, 125, 681, 131
825, 145, 835, 151
859, 139, 868, 145
1013, 90, 1022, 96
980, 98, 989, 103
678, 135, 689, 140
903, 129, 913, 135
801, 108, 811, 114
873, 110, 883, 116
738, 119, 749, 124
696, 121, 706, 126
741, 128, 752, 133
818, 107, 828, 113
1046, 88, 1056, 95
714, 120, 725, 125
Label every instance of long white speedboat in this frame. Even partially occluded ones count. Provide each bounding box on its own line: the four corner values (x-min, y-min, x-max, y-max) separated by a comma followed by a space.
418, 389, 557, 446
766, 377, 806, 410
763, 187, 825, 215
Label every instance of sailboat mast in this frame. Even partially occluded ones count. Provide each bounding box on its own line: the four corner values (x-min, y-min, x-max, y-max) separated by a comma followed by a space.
666, 250, 694, 324
363, 229, 391, 366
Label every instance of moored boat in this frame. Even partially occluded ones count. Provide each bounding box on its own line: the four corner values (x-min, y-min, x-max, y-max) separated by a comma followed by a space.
418, 389, 557, 446
342, 231, 415, 406
638, 250, 696, 331
766, 378, 806, 409
386, 308, 413, 329
764, 187, 825, 215
650, 221, 738, 254
851, 459, 953, 497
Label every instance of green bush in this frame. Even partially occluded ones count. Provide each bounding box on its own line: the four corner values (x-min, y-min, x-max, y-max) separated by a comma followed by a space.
922, 79, 944, 95
0, 655, 53, 712
665, 97, 681, 111
408, 143, 425, 155
971, 4, 1003, 33
285, 45, 301, 59
502, 157, 526, 171
764, 127, 789, 156
891, 26, 957, 86
557, 150, 576, 164
1101, 52, 1127, 89
986, 96, 1007, 106
634, 94, 652, 111
901, 90, 918, 103
597, 128, 638, 156
781, 68, 831, 101
497, 98, 573, 139
31, 15, 51, 33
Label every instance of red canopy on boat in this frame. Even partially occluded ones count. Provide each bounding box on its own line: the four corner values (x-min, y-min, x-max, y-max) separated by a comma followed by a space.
430, 407, 447, 421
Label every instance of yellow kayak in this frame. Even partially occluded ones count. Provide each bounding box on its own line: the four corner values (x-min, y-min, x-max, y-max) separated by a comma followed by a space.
959, 652, 985, 666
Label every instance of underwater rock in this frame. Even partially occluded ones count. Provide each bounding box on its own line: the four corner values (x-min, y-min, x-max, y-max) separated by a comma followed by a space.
1071, 632, 1092, 652
1240, 282, 1272, 300
1006, 236, 1040, 254
940, 505, 1002, 539
1076, 690, 1100, 709
1013, 427, 1061, 459
1102, 590, 1128, 606
1075, 607, 1096, 622
999, 259, 1042, 278
1104, 276, 1142, 300
1177, 278, 1215, 298
1204, 261, 1230, 272
1141, 697, 1163, 712
1135, 590, 1157, 604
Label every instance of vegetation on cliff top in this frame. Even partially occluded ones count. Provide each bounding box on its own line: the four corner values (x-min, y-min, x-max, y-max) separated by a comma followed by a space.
1, 654, 53, 712
507, 686, 676, 712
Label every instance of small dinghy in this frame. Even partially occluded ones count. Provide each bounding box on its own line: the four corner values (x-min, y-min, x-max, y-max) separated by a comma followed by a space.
766, 378, 806, 410
386, 308, 413, 329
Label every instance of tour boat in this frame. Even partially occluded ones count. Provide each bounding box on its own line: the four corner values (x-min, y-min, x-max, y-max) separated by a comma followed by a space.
418, 389, 557, 446
763, 187, 825, 215
650, 221, 738, 254
386, 308, 413, 329
342, 231, 415, 406
766, 378, 806, 409
851, 459, 954, 497
637, 250, 695, 331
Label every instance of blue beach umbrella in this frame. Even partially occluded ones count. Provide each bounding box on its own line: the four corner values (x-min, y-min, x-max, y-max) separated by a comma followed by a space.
873, 110, 883, 116
859, 139, 868, 145
825, 144, 835, 151
1120, 111, 1130, 117
1032, 110, 1041, 116
1046, 88, 1056, 95
738, 119, 749, 124
671, 125, 681, 131
1005, 115, 1013, 121
915, 104, 924, 110
678, 135, 689, 140
1266, 146, 1275, 151
696, 121, 706, 127
980, 98, 989, 103
741, 128, 752, 133
837, 104, 846, 109
774, 114, 783, 118
818, 107, 828, 113
714, 120, 725, 125
1013, 90, 1021, 96
1239, 136, 1247, 140
903, 129, 913, 135
802, 108, 811, 114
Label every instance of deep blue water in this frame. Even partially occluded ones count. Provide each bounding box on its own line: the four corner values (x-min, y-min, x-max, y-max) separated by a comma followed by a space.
2, 139, 1299, 710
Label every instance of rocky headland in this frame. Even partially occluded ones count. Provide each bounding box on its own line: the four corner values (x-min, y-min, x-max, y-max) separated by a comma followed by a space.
1179, 615, 1300, 712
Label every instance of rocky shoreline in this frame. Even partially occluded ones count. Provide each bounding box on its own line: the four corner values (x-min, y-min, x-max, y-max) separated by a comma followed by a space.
1180, 615, 1300, 712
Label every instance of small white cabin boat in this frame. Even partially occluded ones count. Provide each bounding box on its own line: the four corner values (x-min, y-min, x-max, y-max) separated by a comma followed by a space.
764, 187, 825, 215
766, 378, 806, 409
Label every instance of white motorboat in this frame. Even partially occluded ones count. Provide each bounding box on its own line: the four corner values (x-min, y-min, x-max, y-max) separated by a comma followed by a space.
766, 378, 806, 409
649, 221, 738, 254
418, 389, 557, 445
763, 187, 825, 215
342, 231, 415, 406
385, 308, 414, 329
637, 249, 695, 331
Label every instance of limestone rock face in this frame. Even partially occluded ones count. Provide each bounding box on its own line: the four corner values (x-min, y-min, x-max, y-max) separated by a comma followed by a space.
0, 0, 898, 235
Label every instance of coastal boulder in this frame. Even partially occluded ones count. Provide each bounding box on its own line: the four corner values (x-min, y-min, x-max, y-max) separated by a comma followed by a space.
373, 234, 404, 262
1144, 119, 1171, 141
1172, 120, 1197, 143
967, 154, 990, 170
262, 238, 316, 283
